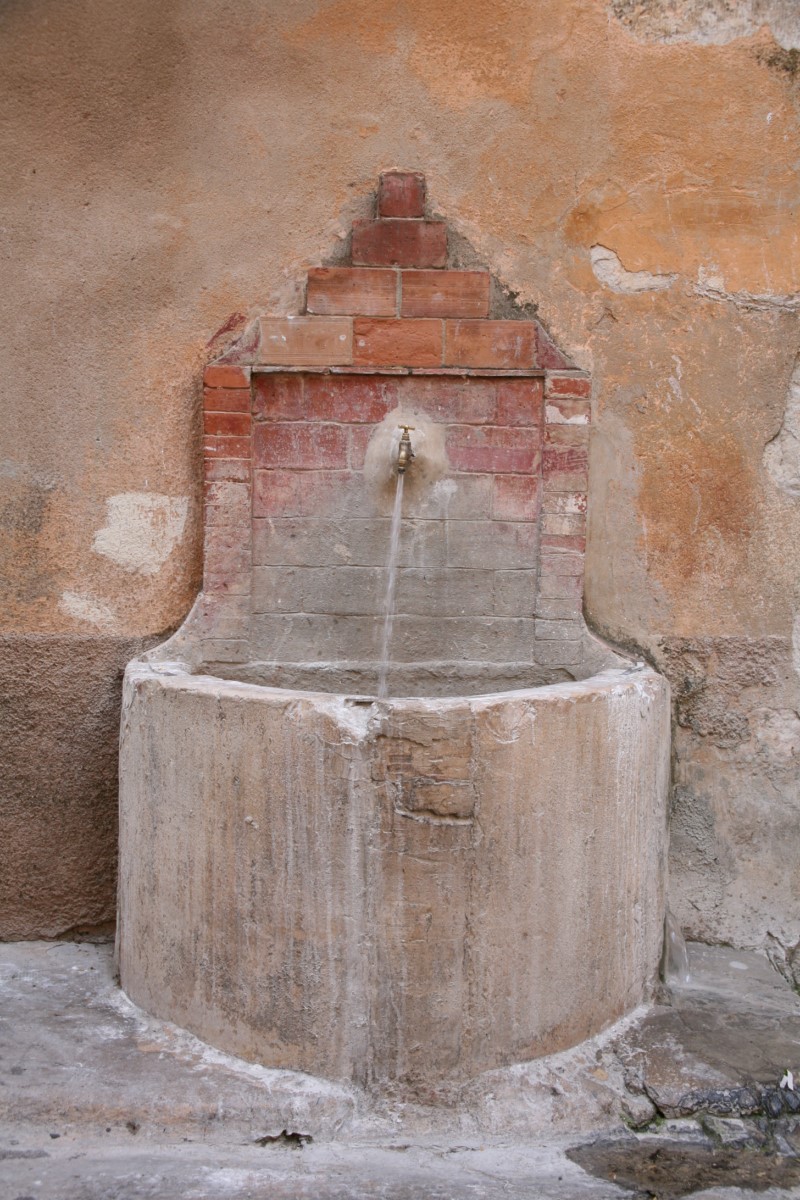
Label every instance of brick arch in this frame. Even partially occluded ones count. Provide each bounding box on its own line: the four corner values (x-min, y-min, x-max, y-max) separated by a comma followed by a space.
198, 172, 591, 684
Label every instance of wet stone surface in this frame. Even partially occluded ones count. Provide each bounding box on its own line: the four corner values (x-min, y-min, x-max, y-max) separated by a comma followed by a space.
1, 940, 800, 1197
568, 1135, 800, 1198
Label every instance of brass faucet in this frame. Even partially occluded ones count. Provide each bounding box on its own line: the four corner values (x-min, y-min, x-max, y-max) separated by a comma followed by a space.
396, 425, 415, 474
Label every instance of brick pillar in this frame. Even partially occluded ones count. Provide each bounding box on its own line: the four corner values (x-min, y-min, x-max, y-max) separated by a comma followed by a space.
200, 364, 253, 663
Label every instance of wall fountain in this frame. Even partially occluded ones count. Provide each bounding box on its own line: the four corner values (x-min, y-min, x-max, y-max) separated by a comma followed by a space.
118, 173, 670, 1094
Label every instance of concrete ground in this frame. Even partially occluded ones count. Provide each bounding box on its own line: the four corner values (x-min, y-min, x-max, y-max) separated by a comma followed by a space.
1, 941, 800, 1199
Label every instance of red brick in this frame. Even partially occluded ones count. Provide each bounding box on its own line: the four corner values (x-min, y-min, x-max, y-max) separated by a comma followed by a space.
542, 446, 589, 475
204, 435, 252, 460
401, 270, 489, 318
204, 386, 251, 413
492, 475, 540, 522
203, 411, 250, 437
446, 425, 540, 474
203, 364, 251, 388
306, 267, 397, 316
353, 318, 443, 367
494, 378, 544, 426
203, 458, 252, 483
445, 320, 537, 369
540, 534, 587, 552
352, 219, 447, 268
535, 326, 572, 371
545, 396, 591, 425
547, 375, 591, 398
258, 317, 352, 366
253, 422, 348, 470
541, 489, 587, 515
304, 375, 395, 422
252, 374, 305, 421
378, 171, 426, 218
543, 428, 588, 475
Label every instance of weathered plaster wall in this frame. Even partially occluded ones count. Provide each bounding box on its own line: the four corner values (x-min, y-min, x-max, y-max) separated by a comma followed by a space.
2, 0, 799, 953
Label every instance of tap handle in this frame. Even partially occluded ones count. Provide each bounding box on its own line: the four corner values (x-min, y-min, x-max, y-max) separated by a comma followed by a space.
398, 424, 415, 438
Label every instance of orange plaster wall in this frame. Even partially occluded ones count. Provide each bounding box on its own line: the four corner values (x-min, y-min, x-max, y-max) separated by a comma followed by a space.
1, 0, 799, 961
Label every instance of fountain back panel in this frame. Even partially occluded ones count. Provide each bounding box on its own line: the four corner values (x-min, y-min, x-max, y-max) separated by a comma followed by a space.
118, 173, 670, 1093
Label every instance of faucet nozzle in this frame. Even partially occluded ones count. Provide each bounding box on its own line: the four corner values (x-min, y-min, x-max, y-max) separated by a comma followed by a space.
396, 425, 415, 474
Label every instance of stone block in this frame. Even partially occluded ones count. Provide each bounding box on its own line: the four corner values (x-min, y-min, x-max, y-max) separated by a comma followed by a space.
492, 570, 536, 616
300, 566, 383, 615
445, 519, 537, 570
394, 567, 498, 616
248, 613, 380, 661
258, 317, 352, 366
252, 517, 446, 569
408, 474, 493, 520
492, 474, 540, 521
534, 619, 582, 641
533, 638, 582, 666
251, 567, 304, 614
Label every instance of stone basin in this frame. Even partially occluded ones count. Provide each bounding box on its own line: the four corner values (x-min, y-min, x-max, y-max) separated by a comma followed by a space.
118, 656, 669, 1092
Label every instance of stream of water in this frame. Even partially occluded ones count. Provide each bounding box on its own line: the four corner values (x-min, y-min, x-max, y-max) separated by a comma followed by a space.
664, 910, 691, 984
377, 471, 405, 699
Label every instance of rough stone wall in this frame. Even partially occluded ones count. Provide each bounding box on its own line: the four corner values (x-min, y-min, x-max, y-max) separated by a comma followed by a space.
2, 0, 799, 951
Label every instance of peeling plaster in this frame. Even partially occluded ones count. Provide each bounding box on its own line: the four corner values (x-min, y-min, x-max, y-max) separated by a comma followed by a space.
609, 0, 800, 48
764, 358, 800, 497
695, 267, 800, 312
58, 591, 117, 631
590, 245, 677, 294
92, 494, 189, 576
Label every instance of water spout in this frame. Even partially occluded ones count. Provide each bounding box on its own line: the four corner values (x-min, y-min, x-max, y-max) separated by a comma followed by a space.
396, 424, 415, 474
